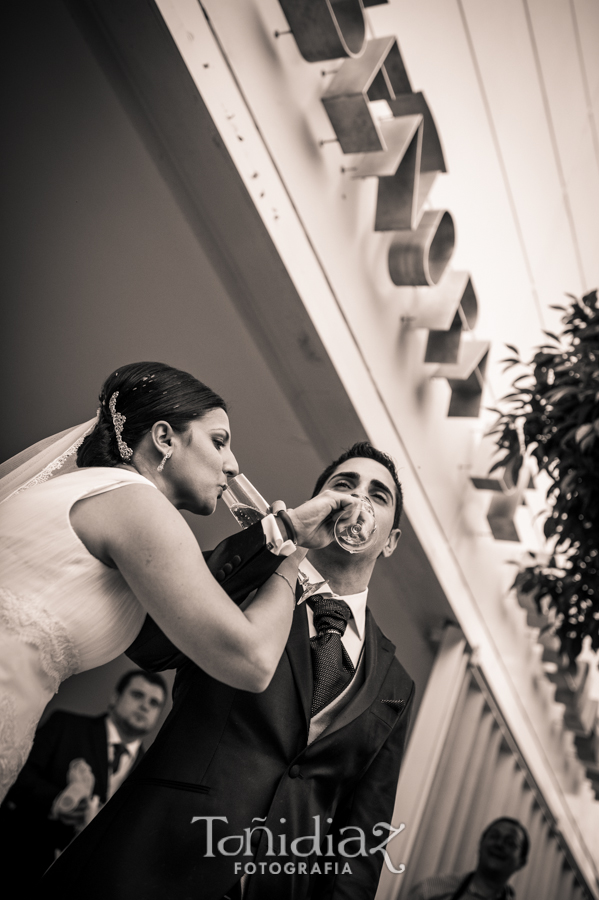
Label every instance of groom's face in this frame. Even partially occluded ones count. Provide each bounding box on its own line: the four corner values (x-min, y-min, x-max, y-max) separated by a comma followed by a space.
320, 457, 401, 560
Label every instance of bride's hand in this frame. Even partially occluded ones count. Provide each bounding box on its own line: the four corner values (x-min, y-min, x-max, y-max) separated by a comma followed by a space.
285, 491, 359, 549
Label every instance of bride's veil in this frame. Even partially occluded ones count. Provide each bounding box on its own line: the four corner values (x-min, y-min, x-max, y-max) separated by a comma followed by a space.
0, 418, 97, 504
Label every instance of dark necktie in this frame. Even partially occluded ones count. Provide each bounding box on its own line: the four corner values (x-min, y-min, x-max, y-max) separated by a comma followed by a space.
110, 742, 128, 775
308, 596, 355, 716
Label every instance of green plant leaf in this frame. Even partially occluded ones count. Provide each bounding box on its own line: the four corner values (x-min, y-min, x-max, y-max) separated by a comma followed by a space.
494, 290, 599, 664
544, 387, 578, 402
575, 423, 594, 443
542, 331, 562, 343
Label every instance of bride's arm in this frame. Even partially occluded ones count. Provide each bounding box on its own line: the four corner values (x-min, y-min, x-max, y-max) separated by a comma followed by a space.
70, 484, 351, 691
72, 485, 299, 692
127, 524, 282, 672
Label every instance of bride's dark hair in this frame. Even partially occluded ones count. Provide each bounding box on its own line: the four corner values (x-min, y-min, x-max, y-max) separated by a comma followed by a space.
77, 362, 227, 468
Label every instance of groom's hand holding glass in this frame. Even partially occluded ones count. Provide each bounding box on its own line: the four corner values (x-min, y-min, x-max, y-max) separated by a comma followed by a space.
283, 490, 364, 549
221, 473, 364, 550
222, 473, 374, 552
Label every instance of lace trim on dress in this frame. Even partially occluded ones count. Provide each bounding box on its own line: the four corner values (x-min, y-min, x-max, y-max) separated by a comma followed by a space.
0, 693, 38, 804
0, 587, 80, 693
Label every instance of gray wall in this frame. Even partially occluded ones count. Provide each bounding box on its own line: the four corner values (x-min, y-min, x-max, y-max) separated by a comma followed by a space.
1, 0, 445, 731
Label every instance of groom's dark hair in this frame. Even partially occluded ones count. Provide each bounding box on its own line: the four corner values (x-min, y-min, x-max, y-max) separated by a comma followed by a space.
312, 442, 403, 530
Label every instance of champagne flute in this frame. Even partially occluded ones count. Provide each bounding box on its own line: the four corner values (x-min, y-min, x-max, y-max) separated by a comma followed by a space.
221, 474, 271, 528
334, 495, 377, 553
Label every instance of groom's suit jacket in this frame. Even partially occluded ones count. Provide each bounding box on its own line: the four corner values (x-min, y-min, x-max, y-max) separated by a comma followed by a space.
41, 524, 414, 900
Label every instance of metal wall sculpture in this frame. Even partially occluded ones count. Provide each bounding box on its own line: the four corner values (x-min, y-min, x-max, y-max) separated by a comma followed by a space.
277, 0, 488, 420
433, 341, 489, 420
414, 272, 479, 365
468, 436, 535, 541
321, 37, 412, 152
278, 0, 387, 62
321, 34, 451, 283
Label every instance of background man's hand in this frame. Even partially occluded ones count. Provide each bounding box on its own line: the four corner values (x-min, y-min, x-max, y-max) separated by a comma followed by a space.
53, 796, 89, 827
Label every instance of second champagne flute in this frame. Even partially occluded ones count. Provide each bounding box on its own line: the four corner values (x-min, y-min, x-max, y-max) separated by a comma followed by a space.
334, 495, 377, 553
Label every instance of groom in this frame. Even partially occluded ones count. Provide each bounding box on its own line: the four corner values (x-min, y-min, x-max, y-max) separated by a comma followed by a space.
42, 443, 414, 900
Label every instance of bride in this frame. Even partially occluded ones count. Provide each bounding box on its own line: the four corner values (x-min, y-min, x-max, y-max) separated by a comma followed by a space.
0, 361, 355, 801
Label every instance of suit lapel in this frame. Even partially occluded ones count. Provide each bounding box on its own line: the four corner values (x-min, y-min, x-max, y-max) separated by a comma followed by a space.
316, 609, 396, 739
285, 603, 313, 730
91, 715, 109, 803
131, 745, 145, 773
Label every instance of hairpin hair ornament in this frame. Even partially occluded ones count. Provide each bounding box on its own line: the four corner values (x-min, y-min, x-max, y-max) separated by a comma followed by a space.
108, 392, 133, 462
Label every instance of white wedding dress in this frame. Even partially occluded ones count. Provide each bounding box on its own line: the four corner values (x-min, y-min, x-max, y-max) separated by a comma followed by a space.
0, 467, 155, 801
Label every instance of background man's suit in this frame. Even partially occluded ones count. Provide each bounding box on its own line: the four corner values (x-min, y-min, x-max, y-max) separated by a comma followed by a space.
42, 523, 414, 900
0, 711, 143, 884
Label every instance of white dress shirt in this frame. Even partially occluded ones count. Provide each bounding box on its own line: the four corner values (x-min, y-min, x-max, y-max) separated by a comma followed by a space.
105, 718, 141, 800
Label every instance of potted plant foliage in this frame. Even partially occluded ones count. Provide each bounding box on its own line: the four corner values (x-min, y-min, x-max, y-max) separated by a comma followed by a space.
488, 290, 599, 664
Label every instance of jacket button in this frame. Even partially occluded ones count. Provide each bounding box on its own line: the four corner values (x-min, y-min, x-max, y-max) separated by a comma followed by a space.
231, 555, 241, 567
222, 562, 233, 576
216, 570, 225, 582
289, 765, 301, 778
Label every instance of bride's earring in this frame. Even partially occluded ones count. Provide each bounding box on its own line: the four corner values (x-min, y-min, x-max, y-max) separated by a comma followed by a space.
157, 449, 172, 473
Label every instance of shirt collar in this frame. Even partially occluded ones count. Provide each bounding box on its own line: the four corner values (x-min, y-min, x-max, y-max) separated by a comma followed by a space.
105, 716, 142, 753
297, 559, 368, 641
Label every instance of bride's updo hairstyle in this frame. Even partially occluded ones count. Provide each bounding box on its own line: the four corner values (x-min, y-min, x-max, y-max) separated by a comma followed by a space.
77, 362, 227, 468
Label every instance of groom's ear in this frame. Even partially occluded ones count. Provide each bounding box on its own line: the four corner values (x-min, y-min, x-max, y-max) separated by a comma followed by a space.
381, 528, 401, 558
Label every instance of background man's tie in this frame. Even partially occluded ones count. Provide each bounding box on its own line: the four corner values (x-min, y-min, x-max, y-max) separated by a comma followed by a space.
308, 596, 355, 716
110, 742, 128, 775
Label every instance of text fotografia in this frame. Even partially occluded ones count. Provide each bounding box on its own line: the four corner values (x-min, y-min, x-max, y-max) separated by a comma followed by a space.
235, 860, 351, 876
190, 816, 406, 874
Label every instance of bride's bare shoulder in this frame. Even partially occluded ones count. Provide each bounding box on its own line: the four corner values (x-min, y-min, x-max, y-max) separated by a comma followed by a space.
70, 481, 192, 565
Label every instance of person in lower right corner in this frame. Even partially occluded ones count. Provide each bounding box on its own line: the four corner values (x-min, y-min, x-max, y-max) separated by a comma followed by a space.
407, 817, 529, 900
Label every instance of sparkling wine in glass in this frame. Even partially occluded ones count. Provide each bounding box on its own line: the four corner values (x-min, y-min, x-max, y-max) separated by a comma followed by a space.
334, 495, 377, 553
221, 474, 271, 529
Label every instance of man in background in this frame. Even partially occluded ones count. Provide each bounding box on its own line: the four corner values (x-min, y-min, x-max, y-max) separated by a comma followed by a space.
0, 669, 166, 886
407, 817, 529, 900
